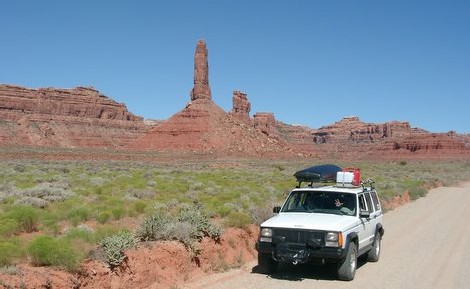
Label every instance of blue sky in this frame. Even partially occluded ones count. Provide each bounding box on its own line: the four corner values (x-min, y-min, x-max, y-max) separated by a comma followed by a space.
1, 0, 469, 133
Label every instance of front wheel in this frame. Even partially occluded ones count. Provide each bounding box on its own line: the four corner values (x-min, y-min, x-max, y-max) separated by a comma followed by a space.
257, 252, 277, 274
337, 242, 357, 281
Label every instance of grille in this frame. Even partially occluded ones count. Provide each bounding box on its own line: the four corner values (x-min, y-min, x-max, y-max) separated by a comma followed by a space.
273, 229, 324, 245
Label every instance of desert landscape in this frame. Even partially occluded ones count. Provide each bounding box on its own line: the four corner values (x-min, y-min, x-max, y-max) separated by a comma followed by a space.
1, 38, 470, 289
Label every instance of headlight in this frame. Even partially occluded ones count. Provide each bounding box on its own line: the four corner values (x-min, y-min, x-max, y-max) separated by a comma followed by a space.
325, 232, 343, 247
326, 232, 338, 241
259, 228, 273, 242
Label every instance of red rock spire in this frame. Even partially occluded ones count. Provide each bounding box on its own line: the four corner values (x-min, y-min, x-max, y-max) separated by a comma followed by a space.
190, 39, 212, 101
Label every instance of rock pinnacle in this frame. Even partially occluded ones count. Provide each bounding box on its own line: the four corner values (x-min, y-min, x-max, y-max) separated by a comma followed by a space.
190, 39, 212, 101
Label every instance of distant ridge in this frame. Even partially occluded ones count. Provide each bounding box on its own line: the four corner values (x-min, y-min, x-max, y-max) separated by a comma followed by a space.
0, 40, 468, 159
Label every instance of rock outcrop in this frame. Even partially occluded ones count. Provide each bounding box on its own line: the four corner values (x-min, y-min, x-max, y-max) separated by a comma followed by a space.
311, 116, 469, 159
0, 84, 147, 148
190, 40, 211, 101
230, 90, 251, 123
131, 41, 294, 155
253, 113, 276, 136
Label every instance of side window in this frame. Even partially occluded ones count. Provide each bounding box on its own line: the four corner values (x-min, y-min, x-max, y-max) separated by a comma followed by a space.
370, 191, 381, 211
364, 193, 374, 213
358, 194, 367, 211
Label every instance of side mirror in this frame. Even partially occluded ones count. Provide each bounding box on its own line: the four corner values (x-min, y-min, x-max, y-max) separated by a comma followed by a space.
273, 206, 281, 213
360, 210, 370, 218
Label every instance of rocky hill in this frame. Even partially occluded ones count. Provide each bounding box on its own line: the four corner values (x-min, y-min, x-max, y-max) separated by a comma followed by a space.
0, 84, 147, 148
311, 116, 469, 159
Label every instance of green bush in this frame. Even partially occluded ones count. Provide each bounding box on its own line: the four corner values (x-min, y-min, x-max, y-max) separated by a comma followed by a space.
0, 239, 22, 266
136, 205, 222, 255
6, 206, 41, 233
408, 186, 428, 200
63, 227, 94, 244
96, 211, 111, 224
66, 207, 90, 225
225, 211, 251, 228
133, 201, 147, 214
178, 204, 222, 242
99, 231, 137, 269
135, 211, 172, 241
0, 218, 19, 237
94, 225, 124, 242
27, 235, 80, 271
41, 215, 60, 236
111, 207, 126, 220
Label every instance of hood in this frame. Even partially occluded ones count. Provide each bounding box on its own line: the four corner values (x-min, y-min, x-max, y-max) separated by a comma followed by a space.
261, 212, 357, 232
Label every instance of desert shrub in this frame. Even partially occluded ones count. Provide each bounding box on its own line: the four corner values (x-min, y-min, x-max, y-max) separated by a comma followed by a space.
135, 211, 172, 241
111, 207, 126, 220
93, 225, 124, 242
63, 227, 95, 243
27, 235, 80, 271
96, 211, 112, 224
130, 189, 155, 199
167, 222, 197, 247
41, 215, 60, 236
99, 231, 137, 269
408, 186, 428, 200
13, 164, 26, 173
14, 197, 48, 208
0, 218, 19, 237
66, 207, 90, 225
133, 201, 147, 214
248, 199, 279, 225
6, 206, 41, 233
63, 227, 95, 259
0, 183, 17, 201
0, 239, 22, 266
136, 204, 222, 255
225, 211, 251, 229
177, 204, 223, 242
13, 182, 74, 208
90, 177, 105, 187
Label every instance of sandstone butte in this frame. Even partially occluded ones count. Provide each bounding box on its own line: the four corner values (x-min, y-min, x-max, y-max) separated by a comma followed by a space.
1, 39, 469, 159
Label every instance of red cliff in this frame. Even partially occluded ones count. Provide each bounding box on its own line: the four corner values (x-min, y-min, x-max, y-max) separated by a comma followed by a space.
0, 84, 147, 148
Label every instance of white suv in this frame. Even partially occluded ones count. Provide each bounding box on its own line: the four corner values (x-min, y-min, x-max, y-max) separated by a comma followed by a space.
256, 179, 384, 281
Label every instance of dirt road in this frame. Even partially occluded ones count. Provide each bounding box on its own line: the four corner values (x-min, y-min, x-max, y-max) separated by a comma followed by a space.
185, 183, 470, 289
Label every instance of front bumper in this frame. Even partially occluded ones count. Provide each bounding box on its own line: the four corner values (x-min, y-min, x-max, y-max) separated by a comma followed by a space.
256, 241, 346, 264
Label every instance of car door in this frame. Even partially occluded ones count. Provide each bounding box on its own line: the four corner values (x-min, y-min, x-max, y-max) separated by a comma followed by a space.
364, 192, 378, 243
357, 193, 375, 251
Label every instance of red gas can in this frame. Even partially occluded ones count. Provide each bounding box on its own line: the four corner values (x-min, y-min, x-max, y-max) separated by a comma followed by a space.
342, 168, 361, 186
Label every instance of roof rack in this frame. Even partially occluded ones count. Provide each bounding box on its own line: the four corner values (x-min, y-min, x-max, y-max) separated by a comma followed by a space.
293, 164, 377, 191
361, 179, 375, 191
294, 164, 342, 188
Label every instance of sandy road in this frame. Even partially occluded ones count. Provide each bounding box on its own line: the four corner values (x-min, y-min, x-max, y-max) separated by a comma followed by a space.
185, 182, 470, 289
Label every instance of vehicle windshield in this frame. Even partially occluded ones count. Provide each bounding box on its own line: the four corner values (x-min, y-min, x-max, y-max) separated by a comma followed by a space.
281, 191, 357, 216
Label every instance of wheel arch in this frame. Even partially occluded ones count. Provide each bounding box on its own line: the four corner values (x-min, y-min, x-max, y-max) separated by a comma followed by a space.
376, 223, 385, 237
345, 232, 359, 247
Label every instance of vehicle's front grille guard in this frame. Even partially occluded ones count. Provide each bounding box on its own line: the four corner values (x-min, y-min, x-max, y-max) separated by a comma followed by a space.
271, 229, 325, 264
272, 229, 325, 246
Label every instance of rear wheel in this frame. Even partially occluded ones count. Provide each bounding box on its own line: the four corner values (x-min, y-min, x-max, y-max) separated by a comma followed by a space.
337, 242, 357, 281
367, 233, 381, 262
257, 253, 277, 274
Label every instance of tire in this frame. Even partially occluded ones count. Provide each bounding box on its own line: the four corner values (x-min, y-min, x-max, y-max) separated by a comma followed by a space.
337, 242, 357, 281
367, 233, 381, 262
257, 252, 277, 274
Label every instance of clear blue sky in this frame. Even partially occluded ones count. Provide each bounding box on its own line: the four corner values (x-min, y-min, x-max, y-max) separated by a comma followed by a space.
1, 0, 469, 133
